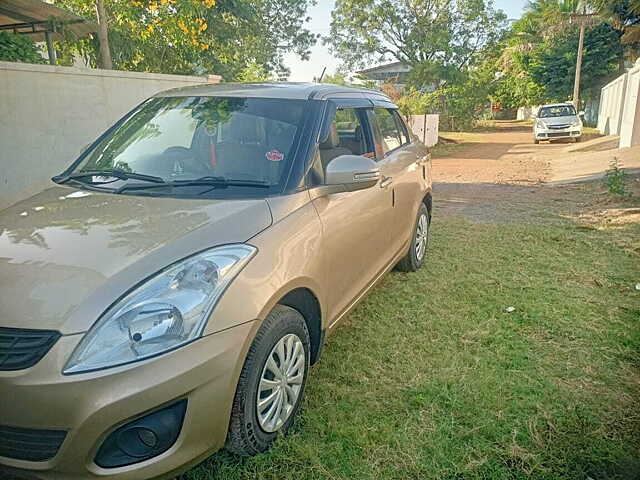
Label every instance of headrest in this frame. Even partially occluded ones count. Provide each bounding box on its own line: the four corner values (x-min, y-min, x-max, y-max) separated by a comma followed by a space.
319, 123, 340, 150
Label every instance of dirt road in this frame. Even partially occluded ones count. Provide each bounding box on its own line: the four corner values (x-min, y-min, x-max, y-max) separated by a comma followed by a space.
432, 122, 640, 223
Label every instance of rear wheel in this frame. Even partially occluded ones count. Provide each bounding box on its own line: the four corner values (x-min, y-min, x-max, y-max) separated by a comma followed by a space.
396, 203, 430, 272
226, 305, 310, 456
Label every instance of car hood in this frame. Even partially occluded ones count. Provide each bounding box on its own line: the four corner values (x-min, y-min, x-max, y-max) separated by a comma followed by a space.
539, 115, 579, 126
0, 186, 272, 334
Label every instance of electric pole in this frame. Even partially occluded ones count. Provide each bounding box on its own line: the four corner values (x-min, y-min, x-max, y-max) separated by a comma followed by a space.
569, 10, 598, 109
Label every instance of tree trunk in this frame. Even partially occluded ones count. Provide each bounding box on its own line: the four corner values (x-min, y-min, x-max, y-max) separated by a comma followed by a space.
95, 0, 113, 69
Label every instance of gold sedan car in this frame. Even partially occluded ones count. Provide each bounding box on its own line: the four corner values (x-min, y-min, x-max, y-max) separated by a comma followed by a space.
0, 83, 432, 479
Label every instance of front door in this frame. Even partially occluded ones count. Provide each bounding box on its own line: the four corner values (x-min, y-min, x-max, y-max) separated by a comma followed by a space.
311, 106, 395, 325
367, 107, 423, 256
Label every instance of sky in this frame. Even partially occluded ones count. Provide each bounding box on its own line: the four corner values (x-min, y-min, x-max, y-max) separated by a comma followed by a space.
284, 0, 531, 82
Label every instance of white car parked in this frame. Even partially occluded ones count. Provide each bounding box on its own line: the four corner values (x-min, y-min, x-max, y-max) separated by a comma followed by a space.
533, 103, 584, 144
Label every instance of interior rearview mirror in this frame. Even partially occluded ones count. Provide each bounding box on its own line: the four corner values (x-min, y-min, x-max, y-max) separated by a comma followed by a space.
325, 155, 380, 193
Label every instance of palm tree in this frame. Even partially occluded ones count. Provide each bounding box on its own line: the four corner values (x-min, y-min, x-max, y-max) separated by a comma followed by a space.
524, 0, 590, 38
589, 0, 640, 46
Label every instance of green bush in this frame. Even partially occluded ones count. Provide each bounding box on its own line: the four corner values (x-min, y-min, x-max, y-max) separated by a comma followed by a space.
604, 158, 628, 196
0, 31, 45, 64
398, 80, 491, 132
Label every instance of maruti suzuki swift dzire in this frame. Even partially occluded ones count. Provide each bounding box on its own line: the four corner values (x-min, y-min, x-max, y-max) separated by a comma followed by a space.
0, 83, 432, 479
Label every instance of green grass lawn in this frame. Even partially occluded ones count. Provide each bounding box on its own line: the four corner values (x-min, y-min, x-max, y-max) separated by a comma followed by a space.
186, 184, 639, 480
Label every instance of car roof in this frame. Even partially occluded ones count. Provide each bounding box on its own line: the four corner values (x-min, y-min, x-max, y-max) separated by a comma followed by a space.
154, 82, 393, 103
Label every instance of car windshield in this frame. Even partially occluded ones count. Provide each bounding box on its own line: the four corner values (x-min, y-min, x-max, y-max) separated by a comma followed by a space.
62, 96, 308, 197
538, 105, 577, 118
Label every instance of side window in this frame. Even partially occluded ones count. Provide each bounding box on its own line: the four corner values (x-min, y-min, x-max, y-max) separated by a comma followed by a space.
317, 108, 374, 173
370, 108, 403, 157
393, 111, 410, 145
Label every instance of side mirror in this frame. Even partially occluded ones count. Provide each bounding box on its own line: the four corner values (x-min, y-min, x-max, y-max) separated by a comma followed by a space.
578, 111, 585, 117
325, 155, 380, 192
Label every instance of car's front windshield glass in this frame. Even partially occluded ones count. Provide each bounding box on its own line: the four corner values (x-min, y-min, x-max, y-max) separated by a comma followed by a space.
63, 96, 308, 197
538, 105, 577, 118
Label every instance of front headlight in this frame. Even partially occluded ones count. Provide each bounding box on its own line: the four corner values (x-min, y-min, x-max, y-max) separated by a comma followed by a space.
536, 120, 546, 129
64, 244, 256, 374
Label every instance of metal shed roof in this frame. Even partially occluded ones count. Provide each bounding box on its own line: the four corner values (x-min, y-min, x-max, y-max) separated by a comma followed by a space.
0, 0, 97, 41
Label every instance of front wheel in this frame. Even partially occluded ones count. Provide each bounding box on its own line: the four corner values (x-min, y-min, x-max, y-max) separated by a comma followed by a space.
226, 305, 310, 456
396, 203, 430, 272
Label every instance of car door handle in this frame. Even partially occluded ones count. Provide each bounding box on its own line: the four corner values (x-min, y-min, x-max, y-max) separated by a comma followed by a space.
380, 176, 393, 189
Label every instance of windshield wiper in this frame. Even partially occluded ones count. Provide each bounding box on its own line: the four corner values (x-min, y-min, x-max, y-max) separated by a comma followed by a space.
52, 168, 165, 185
114, 176, 270, 193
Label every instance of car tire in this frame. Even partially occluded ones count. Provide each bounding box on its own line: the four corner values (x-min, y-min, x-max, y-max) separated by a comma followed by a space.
534, 139, 540, 144
226, 305, 310, 456
575, 136, 582, 143
396, 203, 430, 272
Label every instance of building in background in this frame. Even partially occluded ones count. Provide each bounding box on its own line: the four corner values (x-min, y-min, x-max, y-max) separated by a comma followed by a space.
357, 62, 412, 89
357, 61, 439, 92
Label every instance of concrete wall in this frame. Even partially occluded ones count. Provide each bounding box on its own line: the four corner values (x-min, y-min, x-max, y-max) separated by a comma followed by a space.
517, 106, 540, 121
409, 114, 439, 147
619, 64, 640, 149
0, 62, 220, 209
597, 74, 628, 135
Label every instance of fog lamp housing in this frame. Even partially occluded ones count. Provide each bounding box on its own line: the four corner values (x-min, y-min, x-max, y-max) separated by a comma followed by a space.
94, 400, 187, 468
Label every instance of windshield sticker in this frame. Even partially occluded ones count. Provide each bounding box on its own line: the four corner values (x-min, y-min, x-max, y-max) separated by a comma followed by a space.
266, 150, 284, 162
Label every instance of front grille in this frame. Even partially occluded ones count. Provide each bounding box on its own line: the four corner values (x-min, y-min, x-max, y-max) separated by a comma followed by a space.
547, 132, 570, 138
549, 124, 571, 129
0, 327, 61, 371
0, 426, 67, 461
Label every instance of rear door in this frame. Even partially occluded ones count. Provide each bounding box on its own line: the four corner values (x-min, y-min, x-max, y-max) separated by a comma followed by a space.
309, 103, 395, 325
367, 107, 424, 256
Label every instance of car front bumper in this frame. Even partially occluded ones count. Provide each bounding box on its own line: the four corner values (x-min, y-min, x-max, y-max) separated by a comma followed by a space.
534, 127, 582, 140
0, 321, 255, 480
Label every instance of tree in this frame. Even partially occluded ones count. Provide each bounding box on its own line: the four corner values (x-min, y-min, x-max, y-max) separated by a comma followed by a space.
320, 72, 350, 85
589, 0, 640, 51
326, 0, 507, 87
55, 0, 317, 80
95, 0, 112, 69
529, 22, 623, 102
319, 72, 377, 88
490, 0, 627, 108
